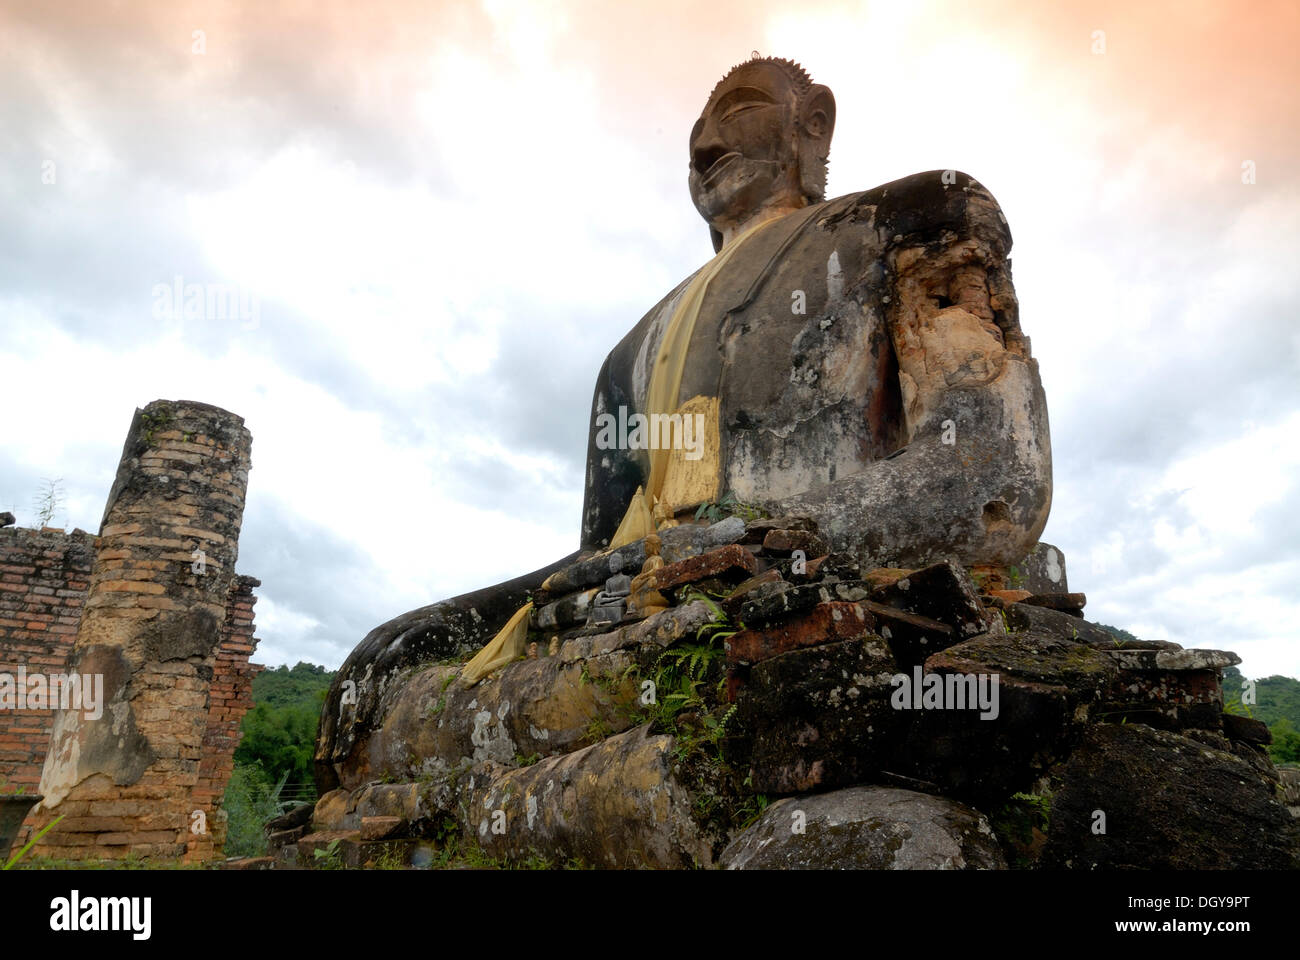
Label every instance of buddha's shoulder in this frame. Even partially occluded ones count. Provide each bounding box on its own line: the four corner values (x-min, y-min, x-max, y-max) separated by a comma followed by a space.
818, 170, 1012, 253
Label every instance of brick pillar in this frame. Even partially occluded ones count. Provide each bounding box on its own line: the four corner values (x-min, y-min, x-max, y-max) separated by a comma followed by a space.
29, 400, 252, 862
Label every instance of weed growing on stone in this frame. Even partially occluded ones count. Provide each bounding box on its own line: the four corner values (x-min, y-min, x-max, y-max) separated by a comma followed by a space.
694, 491, 766, 525
312, 837, 344, 869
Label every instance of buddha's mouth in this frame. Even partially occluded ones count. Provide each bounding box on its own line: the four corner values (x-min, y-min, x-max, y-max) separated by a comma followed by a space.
702, 151, 741, 187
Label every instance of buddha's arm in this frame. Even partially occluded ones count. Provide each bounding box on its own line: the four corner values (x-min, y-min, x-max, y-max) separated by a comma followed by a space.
768, 218, 1052, 569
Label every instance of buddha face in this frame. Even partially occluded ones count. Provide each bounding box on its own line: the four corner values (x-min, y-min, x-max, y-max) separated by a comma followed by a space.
688, 62, 801, 232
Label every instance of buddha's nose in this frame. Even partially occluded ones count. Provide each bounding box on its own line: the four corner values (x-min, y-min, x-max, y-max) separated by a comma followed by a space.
691, 118, 730, 175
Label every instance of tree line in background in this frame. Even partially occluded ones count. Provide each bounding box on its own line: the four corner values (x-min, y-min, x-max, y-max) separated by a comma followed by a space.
222, 662, 334, 857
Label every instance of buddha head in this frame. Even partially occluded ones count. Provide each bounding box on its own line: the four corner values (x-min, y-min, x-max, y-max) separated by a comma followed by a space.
689, 57, 836, 252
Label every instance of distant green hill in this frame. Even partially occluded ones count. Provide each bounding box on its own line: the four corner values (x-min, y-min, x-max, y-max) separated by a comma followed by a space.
225, 661, 336, 857
234, 661, 335, 786
249, 660, 335, 708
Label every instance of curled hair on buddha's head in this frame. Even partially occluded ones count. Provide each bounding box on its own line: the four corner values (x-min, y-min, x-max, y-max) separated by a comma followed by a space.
706, 55, 836, 204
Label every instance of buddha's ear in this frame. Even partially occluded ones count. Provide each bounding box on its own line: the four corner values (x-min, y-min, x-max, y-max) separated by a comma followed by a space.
799, 84, 835, 141
798, 84, 835, 202
710, 226, 724, 254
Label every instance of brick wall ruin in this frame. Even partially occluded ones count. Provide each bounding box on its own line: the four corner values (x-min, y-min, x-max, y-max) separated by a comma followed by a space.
0, 399, 260, 862
0, 526, 94, 793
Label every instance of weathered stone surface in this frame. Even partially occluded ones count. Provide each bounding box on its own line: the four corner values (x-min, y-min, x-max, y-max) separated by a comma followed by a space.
585, 602, 624, 626
266, 826, 308, 849
539, 542, 647, 600
898, 632, 1119, 803
729, 636, 899, 794
359, 651, 640, 787
761, 528, 829, 557
738, 579, 869, 626
1280, 769, 1300, 818
862, 599, 956, 669
1021, 592, 1086, 615
312, 789, 357, 832
533, 588, 600, 630
1097, 667, 1223, 731
870, 560, 996, 640
1107, 647, 1240, 672
1003, 603, 1176, 650
0, 511, 14, 528
741, 516, 818, 544
560, 601, 714, 661
1223, 713, 1272, 745
725, 601, 874, 666
863, 567, 912, 590
1016, 542, 1069, 593
330, 603, 717, 791
317, 550, 576, 792
720, 786, 1005, 870
467, 724, 715, 868
658, 516, 746, 563
650, 543, 756, 591
722, 569, 783, 606
985, 588, 1032, 608
360, 816, 405, 841
1040, 723, 1300, 869
266, 802, 313, 832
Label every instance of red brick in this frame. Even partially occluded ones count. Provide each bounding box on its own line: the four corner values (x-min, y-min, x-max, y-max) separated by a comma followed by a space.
726, 601, 874, 665
650, 544, 756, 591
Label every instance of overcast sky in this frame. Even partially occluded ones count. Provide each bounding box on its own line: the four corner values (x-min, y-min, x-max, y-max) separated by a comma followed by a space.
2, 0, 1297, 681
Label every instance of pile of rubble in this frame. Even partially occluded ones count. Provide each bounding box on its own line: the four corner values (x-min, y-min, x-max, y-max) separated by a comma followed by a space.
250, 514, 1298, 871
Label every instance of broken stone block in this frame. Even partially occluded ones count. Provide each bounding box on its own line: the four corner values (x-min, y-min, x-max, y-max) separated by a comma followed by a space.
266, 802, 314, 833
1003, 603, 1176, 649
533, 587, 600, 630
537, 541, 647, 602
312, 789, 359, 832
725, 569, 783, 600
1223, 713, 1272, 746
1097, 665, 1223, 731
985, 588, 1032, 608
1016, 542, 1069, 593
729, 636, 899, 794
360, 816, 406, 841
720, 786, 1005, 870
741, 516, 818, 544
870, 559, 995, 640
737, 580, 867, 626
266, 825, 308, 852
861, 599, 956, 669
1040, 723, 1300, 869
658, 516, 746, 563
649, 543, 756, 592
560, 601, 715, 661
725, 601, 875, 666
1021, 592, 1087, 616
863, 567, 913, 591
1106, 647, 1240, 672
898, 632, 1120, 804
760, 528, 829, 557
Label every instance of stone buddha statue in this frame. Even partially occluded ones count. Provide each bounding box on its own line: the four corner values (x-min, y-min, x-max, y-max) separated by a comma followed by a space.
315, 56, 1051, 791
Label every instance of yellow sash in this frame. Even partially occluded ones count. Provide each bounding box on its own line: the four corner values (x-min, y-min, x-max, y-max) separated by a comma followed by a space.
461, 216, 777, 685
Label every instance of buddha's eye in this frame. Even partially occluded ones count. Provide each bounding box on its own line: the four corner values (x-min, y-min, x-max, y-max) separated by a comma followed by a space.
722, 103, 764, 124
